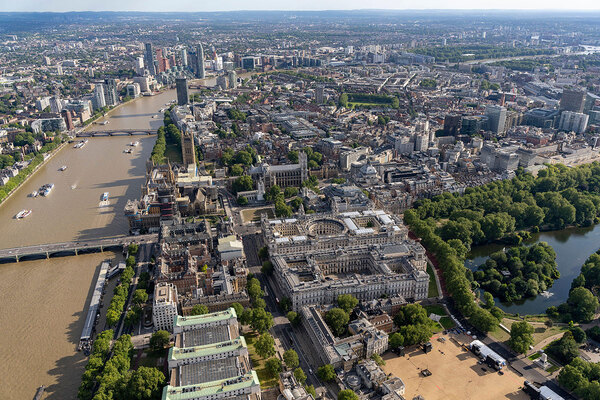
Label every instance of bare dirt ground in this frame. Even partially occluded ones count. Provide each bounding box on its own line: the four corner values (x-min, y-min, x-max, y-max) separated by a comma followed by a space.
382, 333, 529, 400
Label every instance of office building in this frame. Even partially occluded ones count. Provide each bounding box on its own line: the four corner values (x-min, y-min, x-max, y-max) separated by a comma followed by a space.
216, 75, 228, 90
163, 309, 261, 400
145, 43, 156, 75
560, 88, 586, 113
61, 109, 75, 130
181, 48, 188, 67
176, 77, 189, 106
36, 96, 51, 111
126, 83, 141, 99
153, 282, 178, 332
49, 96, 63, 113
262, 209, 429, 311
227, 70, 237, 89
559, 111, 589, 134
443, 115, 462, 136
94, 84, 106, 109
104, 78, 118, 106
196, 44, 205, 79
315, 85, 325, 104
485, 105, 507, 135
135, 56, 145, 75
242, 56, 258, 70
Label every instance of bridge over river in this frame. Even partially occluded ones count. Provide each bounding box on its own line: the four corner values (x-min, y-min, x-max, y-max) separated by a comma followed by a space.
0, 234, 158, 263
76, 129, 158, 137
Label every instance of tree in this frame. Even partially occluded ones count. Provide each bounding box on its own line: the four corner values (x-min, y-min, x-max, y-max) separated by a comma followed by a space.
338, 389, 359, 400
191, 304, 209, 315
469, 307, 499, 333
288, 150, 299, 163
371, 353, 385, 366
230, 164, 244, 176
124, 367, 165, 399
251, 308, 274, 333
265, 357, 282, 377
149, 330, 170, 351
306, 385, 317, 398
546, 331, 580, 365
254, 298, 267, 309
317, 364, 336, 382
337, 294, 358, 313
261, 261, 274, 275
325, 308, 349, 336
232, 175, 253, 194
127, 243, 139, 255
339, 93, 349, 108
284, 186, 299, 198
389, 332, 404, 349
284, 349, 299, 369
231, 302, 244, 318
287, 311, 301, 326
133, 289, 148, 306
508, 321, 534, 354
294, 368, 307, 384
570, 327, 587, 343
567, 287, 599, 323
126, 255, 136, 268
483, 291, 495, 308
237, 196, 248, 206
258, 247, 269, 260
255, 333, 276, 359
247, 277, 263, 301
240, 308, 253, 326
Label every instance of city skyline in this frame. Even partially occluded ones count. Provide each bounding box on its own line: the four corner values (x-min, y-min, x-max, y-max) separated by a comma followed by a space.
1, 0, 600, 12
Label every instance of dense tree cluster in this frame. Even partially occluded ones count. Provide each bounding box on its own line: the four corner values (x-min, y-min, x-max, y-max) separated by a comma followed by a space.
227, 108, 247, 122
474, 243, 559, 302
406, 164, 600, 332
392, 304, 436, 346
548, 286, 599, 323
559, 358, 600, 399
546, 331, 580, 365
232, 175, 254, 194
79, 333, 165, 400
106, 259, 135, 327
221, 146, 258, 167
317, 364, 336, 382
413, 45, 553, 63
337, 294, 358, 314
508, 321, 534, 354
325, 308, 350, 336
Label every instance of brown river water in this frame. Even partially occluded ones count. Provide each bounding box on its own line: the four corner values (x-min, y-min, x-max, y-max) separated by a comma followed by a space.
0, 89, 176, 399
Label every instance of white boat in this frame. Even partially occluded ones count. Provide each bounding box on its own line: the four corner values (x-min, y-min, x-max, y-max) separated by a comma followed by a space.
100, 121, 109, 125
132, 141, 139, 146
40, 183, 54, 196
71, 184, 77, 190
124, 148, 133, 154
30, 191, 38, 197
16, 209, 32, 219
101, 192, 109, 202
59, 165, 67, 171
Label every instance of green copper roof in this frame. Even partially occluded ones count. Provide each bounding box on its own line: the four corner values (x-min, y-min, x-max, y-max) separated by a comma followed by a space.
169, 336, 247, 361
162, 370, 259, 400
174, 307, 237, 328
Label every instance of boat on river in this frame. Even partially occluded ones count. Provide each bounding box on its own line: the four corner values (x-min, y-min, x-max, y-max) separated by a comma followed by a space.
40, 183, 54, 196
59, 165, 67, 171
101, 192, 109, 202
16, 209, 32, 219
30, 191, 38, 197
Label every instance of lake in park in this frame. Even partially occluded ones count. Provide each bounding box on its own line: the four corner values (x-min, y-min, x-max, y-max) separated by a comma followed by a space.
465, 224, 600, 315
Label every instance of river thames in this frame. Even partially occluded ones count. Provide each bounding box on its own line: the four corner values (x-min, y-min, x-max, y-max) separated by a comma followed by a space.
0, 89, 175, 399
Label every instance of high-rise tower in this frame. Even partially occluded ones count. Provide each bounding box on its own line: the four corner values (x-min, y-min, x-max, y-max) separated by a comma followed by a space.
196, 44, 205, 79
181, 131, 196, 167
176, 77, 189, 106
144, 43, 155, 75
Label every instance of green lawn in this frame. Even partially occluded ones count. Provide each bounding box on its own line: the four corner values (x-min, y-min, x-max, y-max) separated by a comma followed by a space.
424, 305, 456, 331
426, 264, 439, 298
245, 331, 278, 389
164, 143, 182, 163
528, 352, 542, 361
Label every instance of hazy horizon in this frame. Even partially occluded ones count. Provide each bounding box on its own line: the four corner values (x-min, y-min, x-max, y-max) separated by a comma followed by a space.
1, 0, 599, 12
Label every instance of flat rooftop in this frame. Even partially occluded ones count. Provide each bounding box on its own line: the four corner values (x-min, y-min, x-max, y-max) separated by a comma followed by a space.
178, 357, 242, 386
170, 337, 246, 361
162, 370, 259, 400
174, 308, 237, 329
182, 325, 232, 347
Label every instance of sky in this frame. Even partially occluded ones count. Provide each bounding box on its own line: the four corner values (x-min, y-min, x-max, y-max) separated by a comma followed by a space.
0, 0, 599, 12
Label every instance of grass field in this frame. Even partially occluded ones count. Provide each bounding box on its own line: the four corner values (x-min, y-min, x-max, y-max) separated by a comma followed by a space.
245, 331, 278, 389
164, 143, 182, 163
427, 263, 439, 298
424, 304, 456, 331
240, 207, 274, 223
490, 318, 569, 348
